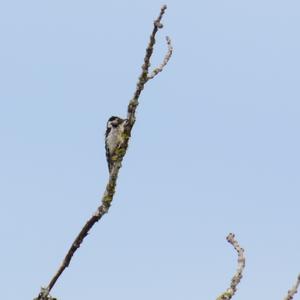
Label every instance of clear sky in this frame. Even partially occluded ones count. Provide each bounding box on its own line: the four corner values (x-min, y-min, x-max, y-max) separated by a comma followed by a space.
0, 1, 299, 299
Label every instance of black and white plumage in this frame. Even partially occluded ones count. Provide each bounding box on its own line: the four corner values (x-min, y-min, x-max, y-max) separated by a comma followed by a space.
105, 116, 127, 172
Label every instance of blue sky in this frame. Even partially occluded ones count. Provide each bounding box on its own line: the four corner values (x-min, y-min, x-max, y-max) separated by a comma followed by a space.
0, 1, 299, 299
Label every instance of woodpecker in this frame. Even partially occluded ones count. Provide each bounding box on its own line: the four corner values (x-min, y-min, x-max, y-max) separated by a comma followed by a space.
105, 116, 127, 172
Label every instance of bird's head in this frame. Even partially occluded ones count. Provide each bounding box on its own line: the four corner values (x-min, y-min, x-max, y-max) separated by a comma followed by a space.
107, 116, 124, 128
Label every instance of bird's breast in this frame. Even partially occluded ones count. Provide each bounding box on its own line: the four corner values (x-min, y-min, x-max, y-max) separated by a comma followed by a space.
107, 127, 123, 153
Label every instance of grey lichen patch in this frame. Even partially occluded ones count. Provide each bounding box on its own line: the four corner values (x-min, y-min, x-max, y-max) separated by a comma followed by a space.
215, 234, 245, 300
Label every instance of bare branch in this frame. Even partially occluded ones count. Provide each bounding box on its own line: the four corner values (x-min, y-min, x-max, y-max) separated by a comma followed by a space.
127, 4, 170, 127
34, 5, 172, 300
284, 274, 300, 300
147, 36, 173, 80
216, 233, 246, 300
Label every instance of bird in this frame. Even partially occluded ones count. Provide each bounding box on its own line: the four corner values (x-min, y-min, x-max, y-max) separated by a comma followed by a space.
105, 116, 127, 172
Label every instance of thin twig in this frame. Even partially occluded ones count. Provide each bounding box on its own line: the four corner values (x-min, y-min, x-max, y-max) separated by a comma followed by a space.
34, 5, 172, 300
216, 233, 246, 300
284, 274, 300, 300
147, 36, 173, 80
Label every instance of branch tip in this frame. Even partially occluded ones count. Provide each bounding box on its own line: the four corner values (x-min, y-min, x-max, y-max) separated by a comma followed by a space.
216, 233, 245, 300
147, 35, 173, 80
